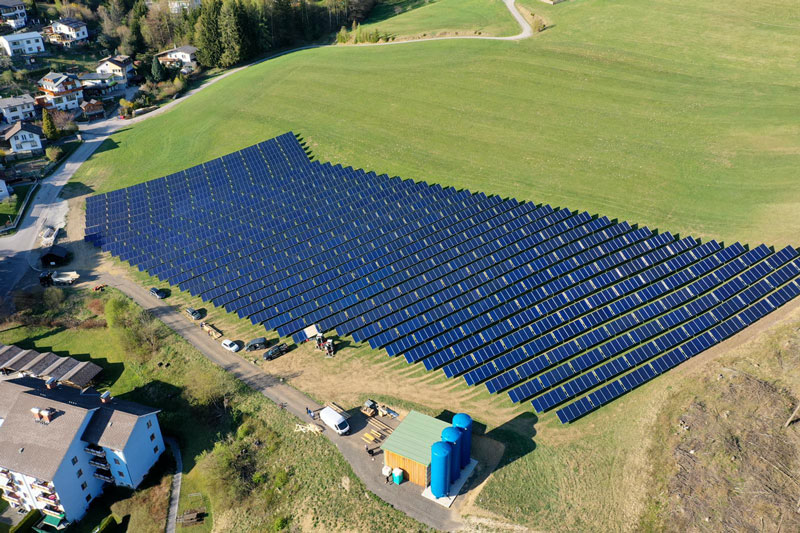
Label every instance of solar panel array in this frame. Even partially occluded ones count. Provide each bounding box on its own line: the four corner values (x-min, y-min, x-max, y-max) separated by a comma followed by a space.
84, 133, 800, 423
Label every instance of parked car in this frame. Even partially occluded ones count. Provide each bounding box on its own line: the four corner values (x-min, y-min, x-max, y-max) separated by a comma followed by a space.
221, 339, 241, 352
149, 287, 167, 299
263, 343, 289, 361
245, 337, 268, 352
185, 307, 202, 320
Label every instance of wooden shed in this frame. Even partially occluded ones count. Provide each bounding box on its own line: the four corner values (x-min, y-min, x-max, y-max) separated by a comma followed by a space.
380, 410, 450, 487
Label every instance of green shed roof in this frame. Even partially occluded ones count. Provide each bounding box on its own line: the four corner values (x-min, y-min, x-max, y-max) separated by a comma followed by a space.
380, 410, 450, 466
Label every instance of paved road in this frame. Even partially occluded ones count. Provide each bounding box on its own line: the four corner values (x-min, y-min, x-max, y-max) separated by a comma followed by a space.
165, 437, 182, 533
99, 273, 460, 531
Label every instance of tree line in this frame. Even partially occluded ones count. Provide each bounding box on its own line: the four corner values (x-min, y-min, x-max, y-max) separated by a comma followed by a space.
93, 0, 377, 70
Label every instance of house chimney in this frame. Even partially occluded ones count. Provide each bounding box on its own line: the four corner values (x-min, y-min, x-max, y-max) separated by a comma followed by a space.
100, 391, 111, 403
30, 408, 41, 421
45, 377, 57, 389
40, 409, 52, 424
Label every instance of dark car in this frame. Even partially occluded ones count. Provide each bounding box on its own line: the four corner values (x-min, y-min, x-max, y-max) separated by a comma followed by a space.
185, 307, 202, 320
263, 343, 289, 361
245, 337, 268, 352
150, 287, 167, 299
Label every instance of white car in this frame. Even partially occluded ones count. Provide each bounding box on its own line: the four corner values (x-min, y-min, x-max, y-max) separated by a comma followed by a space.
221, 339, 241, 352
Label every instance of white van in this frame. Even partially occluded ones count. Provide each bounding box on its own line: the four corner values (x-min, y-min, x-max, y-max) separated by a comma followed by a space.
319, 407, 350, 435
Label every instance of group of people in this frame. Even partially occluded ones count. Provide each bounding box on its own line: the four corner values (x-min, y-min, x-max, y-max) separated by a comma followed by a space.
314, 334, 335, 356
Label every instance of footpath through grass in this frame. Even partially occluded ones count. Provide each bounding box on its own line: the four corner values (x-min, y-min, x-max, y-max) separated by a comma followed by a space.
73, 0, 800, 247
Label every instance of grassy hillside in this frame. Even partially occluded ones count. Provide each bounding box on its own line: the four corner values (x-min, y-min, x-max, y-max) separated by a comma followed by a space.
74, 0, 800, 247
359, 0, 519, 39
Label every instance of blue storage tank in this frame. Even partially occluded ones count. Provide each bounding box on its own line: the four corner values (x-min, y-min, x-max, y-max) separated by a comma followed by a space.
441, 426, 462, 480
430, 441, 452, 498
452, 413, 472, 468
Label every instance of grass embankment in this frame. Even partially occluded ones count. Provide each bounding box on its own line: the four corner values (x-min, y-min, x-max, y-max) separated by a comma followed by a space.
359, 0, 519, 39
0, 288, 427, 532
73, 0, 800, 247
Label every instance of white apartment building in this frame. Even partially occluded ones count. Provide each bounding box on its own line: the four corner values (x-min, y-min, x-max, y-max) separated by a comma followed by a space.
0, 94, 35, 123
3, 122, 42, 153
0, 32, 44, 56
43, 18, 88, 48
37, 72, 83, 111
0, 0, 27, 30
0, 376, 165, 527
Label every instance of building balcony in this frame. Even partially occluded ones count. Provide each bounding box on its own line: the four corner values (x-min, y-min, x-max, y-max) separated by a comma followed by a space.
0, 469, 10, 482
36, 493, 58, 506
84, 445, 106, 457
41, 505, 65, 519
88, 457, 108, 468
1, 492, 21, 505
31, 480, 53, 493
93, 470, 114, 483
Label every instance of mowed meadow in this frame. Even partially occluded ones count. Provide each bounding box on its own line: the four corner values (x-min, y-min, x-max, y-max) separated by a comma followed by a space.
75, 0, 800, 248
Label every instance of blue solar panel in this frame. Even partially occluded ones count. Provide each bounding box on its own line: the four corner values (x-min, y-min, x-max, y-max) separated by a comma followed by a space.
84, 132, 800, 424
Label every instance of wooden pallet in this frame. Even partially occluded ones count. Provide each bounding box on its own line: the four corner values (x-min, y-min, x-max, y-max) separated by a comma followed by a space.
368, 417, 393, 434
325, 402, 351, 419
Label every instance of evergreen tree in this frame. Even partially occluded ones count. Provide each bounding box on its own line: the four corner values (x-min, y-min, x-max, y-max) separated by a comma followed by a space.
151, 55, 166, 82
42, 109, 58, 140
218, 0, 243, 67
195, 0, 222, 67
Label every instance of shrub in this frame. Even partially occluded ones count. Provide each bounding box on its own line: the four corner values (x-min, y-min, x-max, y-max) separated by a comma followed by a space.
273, 469, 289, 489
43, 287, 65, 310
45, 146, 63, 163
78, 318, 107, 329
272, 516, 289, 532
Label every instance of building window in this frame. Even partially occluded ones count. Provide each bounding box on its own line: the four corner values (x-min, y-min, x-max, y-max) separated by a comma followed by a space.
85, 494, 91, 502
81, 482, 87, 490
146, 420, 152, 429
149, 433, 155, 442
153, 445, 159, 454
118, 471, 124, 478
77, 469, 83, 478
71, 456, 78, 466
113, 458, 120, 465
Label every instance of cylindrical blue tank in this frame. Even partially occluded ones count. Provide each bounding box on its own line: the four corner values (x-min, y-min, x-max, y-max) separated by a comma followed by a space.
430, 441, 452, 498
441, 426, 462, 480
452, 413, 472, 468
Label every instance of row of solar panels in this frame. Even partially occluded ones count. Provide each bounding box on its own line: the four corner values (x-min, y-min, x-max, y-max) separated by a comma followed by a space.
84, 133, 800, 423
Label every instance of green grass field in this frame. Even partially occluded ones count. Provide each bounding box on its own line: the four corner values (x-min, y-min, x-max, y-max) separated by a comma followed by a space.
359, 0, 519, 39
0, 185, 31, 226
74, 0, 800, 248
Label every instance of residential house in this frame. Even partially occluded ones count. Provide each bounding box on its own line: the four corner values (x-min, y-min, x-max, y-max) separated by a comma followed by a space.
0, 375, 165, 527
77, 73, 117, 100
42, 18, 88, 48
0, 0, 26, 30
95, 55, 134, 87
157, 45, 197, 69
80, 99, 103, 121
37, 72, 83, 111
0, 94, 35, 123
168, 0, 201, 13
0, 179, 9, 201
3, 122, 42, 154
0, 32, 44, 56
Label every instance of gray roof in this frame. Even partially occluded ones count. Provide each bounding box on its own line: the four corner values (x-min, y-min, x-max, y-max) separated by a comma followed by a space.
0, 377, 160, 480
0, 378, 95, 480
0, 94, 34, 109
0, 0, 24, 7
3, 122, 42, 141
55, 17, 86, 30
0, 343, 101, 388
160, 45, 197, 56
78, 72, 114, 81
